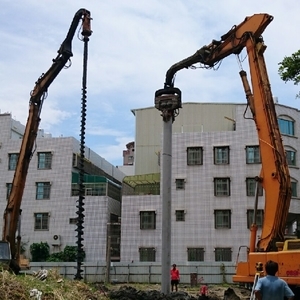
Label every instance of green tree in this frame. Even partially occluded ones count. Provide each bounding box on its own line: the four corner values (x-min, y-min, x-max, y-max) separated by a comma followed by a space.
278, 49, 300, 97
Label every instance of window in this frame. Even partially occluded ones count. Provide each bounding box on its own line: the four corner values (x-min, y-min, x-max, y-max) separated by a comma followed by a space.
215, 248, 232, 262
246, 146, 261, 164
6, 183, 12, 200
175, 179, 185, 190
37, 152, 52, 169
278, 117, 295, 136
214, 210, 231, 229
72, 153, 79, 168
187, 147, 203, 165
34, 213, 49, 230
8, 153, 19, 170
291, 181, 298, 198
214, 146, 229, 164
87, 185, 106, 196
214, 178, 230, 196
69, 218, 78, 225
175, 210, 185, 221
110, 213, 119, 223
246, 178, 263, 197
140, 211, 156, 230
128, 155, 134, 165
187, 247, 204, 261
286, 150, 296, 166
36, 182, 51, 200
139, 247, 156, 262
247, 209, 264, 228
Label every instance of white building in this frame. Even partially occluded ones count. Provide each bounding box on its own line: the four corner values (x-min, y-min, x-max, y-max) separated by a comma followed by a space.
1, 99, 300, 267
121, 102, 300, 264
0, 113, 125, 262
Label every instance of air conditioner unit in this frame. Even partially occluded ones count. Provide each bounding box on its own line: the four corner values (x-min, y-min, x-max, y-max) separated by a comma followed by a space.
52, 234, 61, 246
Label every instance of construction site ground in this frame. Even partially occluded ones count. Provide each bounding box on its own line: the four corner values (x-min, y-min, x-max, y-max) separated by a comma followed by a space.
0, 268, 252, 299
105, 283, 251, 300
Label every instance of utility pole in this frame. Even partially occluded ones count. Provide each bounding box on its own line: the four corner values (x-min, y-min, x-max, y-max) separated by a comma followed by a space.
154, 87, 181, 294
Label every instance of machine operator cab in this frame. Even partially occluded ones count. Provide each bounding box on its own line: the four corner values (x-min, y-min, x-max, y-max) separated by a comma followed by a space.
0, 241, 11, 269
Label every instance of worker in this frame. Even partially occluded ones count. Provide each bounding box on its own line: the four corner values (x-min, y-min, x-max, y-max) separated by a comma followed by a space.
254, 260, 294, 300
200, 284, 208, 297
170, 263, 180, 292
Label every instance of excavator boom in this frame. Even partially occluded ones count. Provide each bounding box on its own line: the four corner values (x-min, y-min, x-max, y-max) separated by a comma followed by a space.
163, 13, 291, 251
164, 14, 273, 88
2, 8, 91, 274
157, 13, 299, 291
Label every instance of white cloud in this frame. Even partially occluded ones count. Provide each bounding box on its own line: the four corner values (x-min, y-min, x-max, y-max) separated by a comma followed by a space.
92, 136, 134, 166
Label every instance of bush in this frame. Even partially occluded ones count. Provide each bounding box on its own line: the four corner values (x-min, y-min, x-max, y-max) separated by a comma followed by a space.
47, 246, 85, 262
30, 242, 50, 262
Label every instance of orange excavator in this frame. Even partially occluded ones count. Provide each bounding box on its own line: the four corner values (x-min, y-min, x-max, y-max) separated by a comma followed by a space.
157, 13, 300, 295
0, 9, 91, 274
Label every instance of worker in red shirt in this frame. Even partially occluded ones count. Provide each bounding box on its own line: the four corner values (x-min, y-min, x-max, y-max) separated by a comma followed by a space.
200, 284, 208, 297
170, 264, 180, 292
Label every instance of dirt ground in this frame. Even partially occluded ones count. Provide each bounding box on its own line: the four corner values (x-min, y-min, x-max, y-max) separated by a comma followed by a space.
0, 268, 252, 299
104, 283, 252, 300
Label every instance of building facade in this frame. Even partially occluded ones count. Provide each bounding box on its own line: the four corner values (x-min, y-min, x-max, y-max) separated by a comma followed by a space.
0, 113, 125, 262
121, 102, 300, 264
117, 142, 135, 176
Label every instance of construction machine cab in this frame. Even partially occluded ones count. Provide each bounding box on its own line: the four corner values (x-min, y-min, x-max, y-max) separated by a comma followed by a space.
0, 241, 11, 268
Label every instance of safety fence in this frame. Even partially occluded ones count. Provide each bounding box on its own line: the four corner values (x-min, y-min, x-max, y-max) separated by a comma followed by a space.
29, 262, 236, 284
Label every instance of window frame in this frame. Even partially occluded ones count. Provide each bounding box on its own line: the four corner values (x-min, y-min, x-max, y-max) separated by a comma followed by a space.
278, 117, 295, 136
246, 178, 263, 197
214, 146, 230, 165
175, 179, 185, 190
6, 183, 12, 200
286, 149, 296, 166
175, 210, 185, 222
214, 178, 230, 196
187, 147, 203, 166
215, 247, 232, 262
34, 213, 49, 230
291, 181, 298, 198
247, 209, 264, 228
187, 247, 204, 262
214, 210, 231, 229
246, 146, 261, 164
140, 211, 156, 230
69, 217, 78, 225
139, 247, 156, 262
8, 153, 19, 170
36, 182, 51, 200
37, 152, 52, 169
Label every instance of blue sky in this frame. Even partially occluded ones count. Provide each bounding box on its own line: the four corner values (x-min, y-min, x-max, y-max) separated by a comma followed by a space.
1, 1, 299, 166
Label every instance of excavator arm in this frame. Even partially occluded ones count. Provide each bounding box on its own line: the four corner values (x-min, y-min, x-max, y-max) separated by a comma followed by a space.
161, 13, 291, 252
241, 39, 291, 252
156, 12, 300, 289
164, 14, 273, 88
2, 8, 92, 274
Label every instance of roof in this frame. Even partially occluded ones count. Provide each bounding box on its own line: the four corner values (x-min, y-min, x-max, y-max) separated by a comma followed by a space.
123, 173, 160, 188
